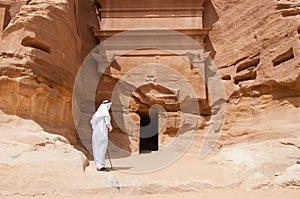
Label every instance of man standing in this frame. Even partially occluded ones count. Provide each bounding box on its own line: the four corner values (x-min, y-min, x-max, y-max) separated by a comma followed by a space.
90, 100, 112, 172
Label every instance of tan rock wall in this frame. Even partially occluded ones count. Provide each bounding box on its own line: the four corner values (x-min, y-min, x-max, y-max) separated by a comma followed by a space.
0, 0, 299, 150
0, 0, 99, 145
205, 0, 300, 144
208, 0, 300, 99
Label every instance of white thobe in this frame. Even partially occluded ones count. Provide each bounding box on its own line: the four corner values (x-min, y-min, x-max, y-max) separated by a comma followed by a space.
90, 101, 112, 169
92, 116, 110, 168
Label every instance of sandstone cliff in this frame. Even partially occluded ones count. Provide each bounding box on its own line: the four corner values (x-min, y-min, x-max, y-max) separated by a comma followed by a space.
0, 0, 99, 144
204, 0, 300, 144
208, 0, 300, 99
0, 0, 298, 147
0, 0, 299, 196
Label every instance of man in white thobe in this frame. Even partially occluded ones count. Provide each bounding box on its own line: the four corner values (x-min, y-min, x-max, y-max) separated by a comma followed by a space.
90, 100, 112, 172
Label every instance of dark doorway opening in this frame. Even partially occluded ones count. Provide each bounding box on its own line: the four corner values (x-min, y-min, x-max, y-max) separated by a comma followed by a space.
139, 112, 159, 152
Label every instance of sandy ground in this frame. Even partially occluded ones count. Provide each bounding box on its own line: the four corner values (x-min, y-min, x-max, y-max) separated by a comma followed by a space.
1, 110, 299, 199
2, 189, 299, 199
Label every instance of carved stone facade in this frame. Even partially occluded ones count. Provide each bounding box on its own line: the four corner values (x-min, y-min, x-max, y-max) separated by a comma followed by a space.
93, 0, 210, 153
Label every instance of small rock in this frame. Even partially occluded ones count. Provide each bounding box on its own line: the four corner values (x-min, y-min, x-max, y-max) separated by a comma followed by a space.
275, 172, 282, 176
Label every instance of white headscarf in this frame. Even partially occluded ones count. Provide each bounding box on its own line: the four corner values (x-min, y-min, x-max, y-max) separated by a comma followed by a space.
90, 100, 112, 129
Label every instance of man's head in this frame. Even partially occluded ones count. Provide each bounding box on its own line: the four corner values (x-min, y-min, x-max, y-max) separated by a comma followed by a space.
102, 100, 111, 104
102, 100, 112, 109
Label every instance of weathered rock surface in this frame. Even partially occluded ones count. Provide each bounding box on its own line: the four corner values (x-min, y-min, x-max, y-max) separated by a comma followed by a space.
1, 111, 299, 196
0, 0, 298, 150
0, 0, 299, 197
208, 138, 300, 190
204, 0, 300, 160
208, 0, 300, 100
0, 111, 89, 195
0, 0, 99, 144
220, 95, 300, 144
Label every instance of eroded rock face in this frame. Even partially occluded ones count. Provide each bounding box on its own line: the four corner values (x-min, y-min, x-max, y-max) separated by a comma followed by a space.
0, 0, 99, 144
0, 110, 89, 195
208, 138, 300, 190
0, 0, 298, 151
0, 1, 299, 195
208, 0, 300, 100
203, 0, 300, 148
